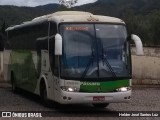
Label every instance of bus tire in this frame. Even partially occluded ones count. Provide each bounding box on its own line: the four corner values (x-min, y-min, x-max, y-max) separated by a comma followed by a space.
92, 103, 109, 108
40, 81, 50, 107
11, 72, 18, 93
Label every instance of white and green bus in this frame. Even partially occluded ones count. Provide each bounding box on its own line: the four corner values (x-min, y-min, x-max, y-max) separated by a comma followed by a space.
3, 11, 143, 108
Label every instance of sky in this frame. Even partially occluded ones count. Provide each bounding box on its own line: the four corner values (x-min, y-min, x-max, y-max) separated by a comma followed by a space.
0, 0, 98, 7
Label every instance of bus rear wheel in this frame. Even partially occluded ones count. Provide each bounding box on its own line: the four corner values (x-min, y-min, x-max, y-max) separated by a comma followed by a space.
92, 103, 109, 108
40, 82, 50, 107
11, 73, 18, 93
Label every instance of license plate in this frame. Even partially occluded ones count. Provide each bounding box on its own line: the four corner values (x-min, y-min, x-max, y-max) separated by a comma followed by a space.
93, 96, 105, 101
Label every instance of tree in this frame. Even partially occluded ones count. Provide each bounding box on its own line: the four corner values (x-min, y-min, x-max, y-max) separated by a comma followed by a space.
1, 21, 7, 34
59, 0, 78, 8
149, 10, 160, 45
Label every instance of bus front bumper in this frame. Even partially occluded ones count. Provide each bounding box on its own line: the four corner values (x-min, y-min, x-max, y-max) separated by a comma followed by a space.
58, 90, 131, 104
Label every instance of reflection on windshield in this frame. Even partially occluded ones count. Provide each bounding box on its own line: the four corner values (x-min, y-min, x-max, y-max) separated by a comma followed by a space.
60, 24, 131, 79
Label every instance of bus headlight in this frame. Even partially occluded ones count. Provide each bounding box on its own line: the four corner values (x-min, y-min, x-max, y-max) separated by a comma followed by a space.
116, 87, 131, 92
61, 86, 80, 92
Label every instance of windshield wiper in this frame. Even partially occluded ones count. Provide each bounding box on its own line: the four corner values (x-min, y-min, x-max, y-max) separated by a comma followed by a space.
81, 48, 95, 80
81, 56, 94, 79
102, 54, 117, 78
101, 45, 117, 78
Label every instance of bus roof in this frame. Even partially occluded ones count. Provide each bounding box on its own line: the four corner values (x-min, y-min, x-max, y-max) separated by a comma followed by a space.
6, 11, 125, 31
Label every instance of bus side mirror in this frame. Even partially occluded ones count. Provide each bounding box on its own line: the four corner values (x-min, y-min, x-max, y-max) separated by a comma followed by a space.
55, 33, 62, 55
0, 34, 4, 51
131, 34, 144, 56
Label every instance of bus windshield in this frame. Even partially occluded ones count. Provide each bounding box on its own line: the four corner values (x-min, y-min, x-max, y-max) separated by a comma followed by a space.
59, 24, 131, 80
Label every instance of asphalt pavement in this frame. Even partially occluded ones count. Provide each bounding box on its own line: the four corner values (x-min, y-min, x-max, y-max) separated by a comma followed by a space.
0, 83, 160, 120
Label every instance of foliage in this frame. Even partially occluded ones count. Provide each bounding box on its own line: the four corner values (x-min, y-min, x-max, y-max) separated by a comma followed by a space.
0, 0, 160, 45
59, 0, 78, 8
122, 10, 160, 45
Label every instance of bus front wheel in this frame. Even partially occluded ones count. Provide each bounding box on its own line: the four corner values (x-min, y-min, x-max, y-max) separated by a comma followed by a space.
40, 82, 50, 107
92, 103, 109, 108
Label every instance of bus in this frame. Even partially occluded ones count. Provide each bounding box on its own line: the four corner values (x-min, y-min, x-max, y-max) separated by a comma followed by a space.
3, 11, 144, 108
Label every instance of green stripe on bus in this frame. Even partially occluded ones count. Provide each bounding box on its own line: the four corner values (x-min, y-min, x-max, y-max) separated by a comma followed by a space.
80, 79, 130, 93
10, 50, 38, 92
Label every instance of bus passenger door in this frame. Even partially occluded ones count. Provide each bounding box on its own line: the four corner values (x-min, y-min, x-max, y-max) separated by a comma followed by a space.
41, 50, 55, 100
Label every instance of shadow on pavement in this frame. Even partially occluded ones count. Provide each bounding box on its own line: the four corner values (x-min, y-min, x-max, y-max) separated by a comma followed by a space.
6, 87, 119, 117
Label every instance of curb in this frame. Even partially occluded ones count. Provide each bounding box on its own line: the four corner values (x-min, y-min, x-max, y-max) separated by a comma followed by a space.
132, 79, 160, 85
0, 82, 11, 88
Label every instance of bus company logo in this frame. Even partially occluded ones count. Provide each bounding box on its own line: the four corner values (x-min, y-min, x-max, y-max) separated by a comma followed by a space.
2, 112, 11, 117
81, 82, 100, 86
